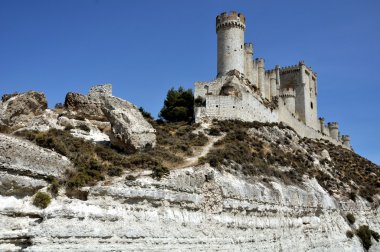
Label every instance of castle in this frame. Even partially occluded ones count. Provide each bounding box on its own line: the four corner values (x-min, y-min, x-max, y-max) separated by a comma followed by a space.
194, 11, 352, 149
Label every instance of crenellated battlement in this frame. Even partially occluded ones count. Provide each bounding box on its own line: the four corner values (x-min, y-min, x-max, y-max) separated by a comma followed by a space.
216, 11, 246, 32
328, 122, 339, 129
255, 58, 265, 67
279, 87, 296, 98
244, 43, 253, 54
342, 135, 350, 141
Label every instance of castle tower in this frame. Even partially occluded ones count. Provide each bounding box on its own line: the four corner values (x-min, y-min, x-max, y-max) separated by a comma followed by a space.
244, 43, 254, 85
318, 117, 326, 134
216, 11, 246, 77
257, 58, 265, 97
269, 69, 278, 98
280, 87, 296, 114
328, 122, 339, 141
342, 135, 351, 148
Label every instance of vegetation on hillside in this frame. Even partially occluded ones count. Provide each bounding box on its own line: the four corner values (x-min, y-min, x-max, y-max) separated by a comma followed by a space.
33, 192, 51, 209
200, 120, 380, 201
159, 87, 194, 122
15, 120, 208, 193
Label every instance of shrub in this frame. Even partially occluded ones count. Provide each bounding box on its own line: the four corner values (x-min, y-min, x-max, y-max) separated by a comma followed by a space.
47, 176, 60, 196
78, 124, 91, 132
65, 188, 88, 201
208, 127, 221, 136
55, 102, 64, 109
126, 175, 136, 181
349, 191, 356, 202
33, 192, 51, 209
356, 225, 376, 250
139, 106, 153, 120
151, 165, 169, 180
346, 213, 356, 225
159, 87, 194, 122
372, 230, 380, 242
346, 230, 354, 239
107, 167, 123, 177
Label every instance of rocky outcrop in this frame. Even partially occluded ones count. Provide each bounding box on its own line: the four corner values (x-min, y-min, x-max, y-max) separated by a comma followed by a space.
0, 92, 47, 131
0, 134, 73, 196
0, 165, 379, 251
64, 92, 106, 121
64, 84, 156, 150
102, 96, 156, 151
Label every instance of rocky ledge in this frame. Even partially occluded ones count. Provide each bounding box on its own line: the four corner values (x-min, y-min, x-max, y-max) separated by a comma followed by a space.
0, 165, 379, 251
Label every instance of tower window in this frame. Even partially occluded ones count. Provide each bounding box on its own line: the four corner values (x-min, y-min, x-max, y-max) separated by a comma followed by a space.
311, 102, 313, 109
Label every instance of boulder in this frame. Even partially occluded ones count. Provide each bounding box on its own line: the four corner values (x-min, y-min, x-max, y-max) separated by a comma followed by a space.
102, 96, 156, 151
0, 133, 72, 178
64, 84, 156, 151
64, 92, 106, 121
0, 91, 47, 131
0, 133, 73, 197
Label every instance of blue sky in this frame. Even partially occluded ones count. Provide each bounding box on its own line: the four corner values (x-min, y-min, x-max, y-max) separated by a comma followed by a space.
1, 0, 379, 164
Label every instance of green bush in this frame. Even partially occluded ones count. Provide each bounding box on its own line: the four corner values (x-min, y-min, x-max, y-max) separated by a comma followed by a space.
78, 124, 91, 132
151, 165, 169, 180
346, 230, 354, 239
159, 87, 194, 122
47, 176, 60, 196
126, 175, 136, 181
33, 192, 51, 209
346, 213, 355, 225
356, 225, 375, 250
139, 106, 153, 120
208, 127, 221, 136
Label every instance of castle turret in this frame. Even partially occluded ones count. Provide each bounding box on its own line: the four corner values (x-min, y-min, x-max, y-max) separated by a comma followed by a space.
280, 87, 296, 114
342, 135, 351, 148
216, 11, 246, 77
269, 70, 277, 98
328, 122, 339, 141
244, 43, 254, 85
257, 58, 265, 98
318, 117, 326, 134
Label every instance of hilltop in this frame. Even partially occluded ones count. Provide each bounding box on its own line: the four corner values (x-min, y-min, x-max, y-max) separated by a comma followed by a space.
0, 87, 379, 251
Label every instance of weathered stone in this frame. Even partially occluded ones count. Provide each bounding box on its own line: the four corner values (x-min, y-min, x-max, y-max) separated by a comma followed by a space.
64, 92, 106, 121
0, 166, 379, 251
16, 109, 64, 132
102, 95, 156, 151
0, 133, 72, 179
0, 91, 47, 131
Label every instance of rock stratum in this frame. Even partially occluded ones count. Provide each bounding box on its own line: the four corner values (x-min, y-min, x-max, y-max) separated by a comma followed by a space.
0, 85, 379, 252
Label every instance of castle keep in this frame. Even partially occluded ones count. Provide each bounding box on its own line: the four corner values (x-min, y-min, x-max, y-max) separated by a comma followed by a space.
194, 11, 351, 149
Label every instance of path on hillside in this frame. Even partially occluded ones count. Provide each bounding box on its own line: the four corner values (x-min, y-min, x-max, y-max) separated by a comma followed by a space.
183, 131, 225, 167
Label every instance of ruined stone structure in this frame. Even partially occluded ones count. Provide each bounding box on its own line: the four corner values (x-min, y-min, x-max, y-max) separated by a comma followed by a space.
195, 11, 351, 148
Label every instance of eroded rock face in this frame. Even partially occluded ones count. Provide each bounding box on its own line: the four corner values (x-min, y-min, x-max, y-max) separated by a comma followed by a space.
0, 133, 72, 196
0, 91, 47, 131
102, 96, 156, 151
0, 166, 379, 251
64, 92, 106, 121
62, 84, 156, 150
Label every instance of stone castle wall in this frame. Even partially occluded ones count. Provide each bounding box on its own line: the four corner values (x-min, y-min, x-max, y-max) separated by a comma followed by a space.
194, 11, 351, 149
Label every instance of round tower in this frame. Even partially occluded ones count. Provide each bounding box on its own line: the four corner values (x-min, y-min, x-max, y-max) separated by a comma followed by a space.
318, 117, 326, 134
257, 58, 265, 98
328, 122, 339, 141
244, 43, 254, 85
342, 135, 351, 148
216, 11, 246, 77
280, 87, 296, 114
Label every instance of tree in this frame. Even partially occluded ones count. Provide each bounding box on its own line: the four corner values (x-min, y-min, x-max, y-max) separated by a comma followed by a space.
159, 87, 194, 122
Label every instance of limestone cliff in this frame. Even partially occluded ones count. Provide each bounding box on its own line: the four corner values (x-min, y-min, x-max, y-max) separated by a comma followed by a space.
0, 89, 379, 252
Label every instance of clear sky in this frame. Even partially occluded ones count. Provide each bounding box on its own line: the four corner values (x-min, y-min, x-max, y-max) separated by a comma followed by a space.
1, 0, 379, 164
